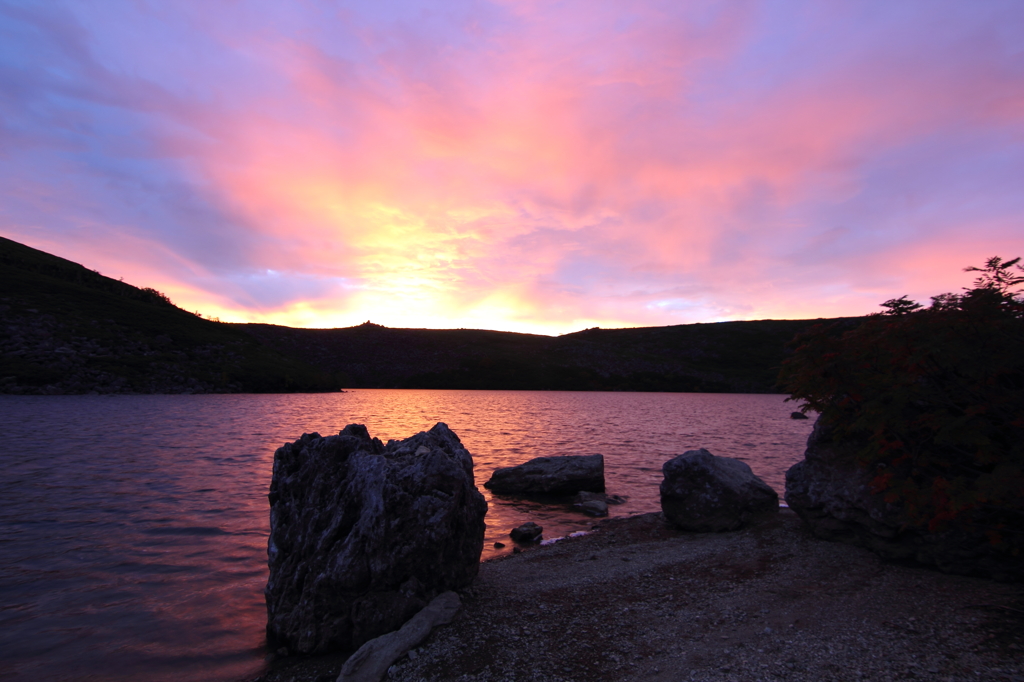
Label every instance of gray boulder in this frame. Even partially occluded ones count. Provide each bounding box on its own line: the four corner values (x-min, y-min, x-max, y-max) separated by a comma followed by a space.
265, 423, 487, 654
660, 449, 779, 532
786, 418, 1023, 581
484, 454, 604, 495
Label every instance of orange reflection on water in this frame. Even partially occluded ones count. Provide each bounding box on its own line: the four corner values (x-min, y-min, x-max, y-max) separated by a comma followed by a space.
0, 391, 813, 682
279, 390, 814, 559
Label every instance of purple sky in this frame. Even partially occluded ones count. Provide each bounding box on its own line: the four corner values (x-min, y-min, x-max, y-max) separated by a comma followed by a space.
2, 1, 1023, 333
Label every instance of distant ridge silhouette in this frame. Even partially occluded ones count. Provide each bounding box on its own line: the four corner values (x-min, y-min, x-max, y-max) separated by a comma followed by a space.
0, 235, 861, 394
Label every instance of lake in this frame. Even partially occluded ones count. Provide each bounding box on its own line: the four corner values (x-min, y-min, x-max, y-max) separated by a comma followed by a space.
0, 390, 814, 681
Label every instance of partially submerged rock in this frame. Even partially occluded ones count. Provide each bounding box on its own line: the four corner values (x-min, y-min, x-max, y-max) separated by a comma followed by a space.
576, 499, 608, 517
265, 423, 487, 654
573, 492, 610, 517
790, 411, 809, 420
510, 522, 543, 543
786, 418, 1023, 581
484, 454, 604, 495
572, 491, 626, 508
660, 449, 779, 532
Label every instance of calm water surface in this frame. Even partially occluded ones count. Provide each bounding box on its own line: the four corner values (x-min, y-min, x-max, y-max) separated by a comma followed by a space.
0, 390, 814, 681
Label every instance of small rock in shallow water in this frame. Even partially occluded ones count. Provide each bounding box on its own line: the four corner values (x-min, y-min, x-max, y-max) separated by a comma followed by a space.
577, 499, 608, 517
510, 522, 543, 542
493, 541, 505, 548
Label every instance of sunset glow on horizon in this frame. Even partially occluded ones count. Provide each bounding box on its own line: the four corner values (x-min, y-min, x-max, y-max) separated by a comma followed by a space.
2, 1, 1023, 335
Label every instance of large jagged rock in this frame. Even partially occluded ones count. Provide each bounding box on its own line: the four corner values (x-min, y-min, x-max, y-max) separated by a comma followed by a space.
265, 423, 487, 654
484, 454, 604, 495
660, 449, 778, 532
786, 418, 1023, 582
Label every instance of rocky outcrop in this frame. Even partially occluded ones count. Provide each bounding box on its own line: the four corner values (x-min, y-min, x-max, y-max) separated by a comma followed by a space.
785, 418, 1023, 582
660, 449, 779, 532
790, 411, 809, 420
265, 423, 487, 654
484, 455, 604, 495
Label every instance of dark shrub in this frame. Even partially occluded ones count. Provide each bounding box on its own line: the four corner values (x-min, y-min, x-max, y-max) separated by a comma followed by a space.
779, 259, 1024, 550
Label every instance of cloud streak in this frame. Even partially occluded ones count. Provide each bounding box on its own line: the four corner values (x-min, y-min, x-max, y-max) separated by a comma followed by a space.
1, 0, 1022, 333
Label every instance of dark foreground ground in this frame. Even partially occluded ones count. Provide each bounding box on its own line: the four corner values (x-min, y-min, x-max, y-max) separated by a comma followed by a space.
250, 511, 1023, 682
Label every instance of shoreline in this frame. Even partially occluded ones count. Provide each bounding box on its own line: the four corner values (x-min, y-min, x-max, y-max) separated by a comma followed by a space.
250, 510, 1022, 681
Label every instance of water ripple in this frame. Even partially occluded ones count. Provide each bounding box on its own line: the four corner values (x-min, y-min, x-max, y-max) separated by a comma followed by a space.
0, 391, 814, 681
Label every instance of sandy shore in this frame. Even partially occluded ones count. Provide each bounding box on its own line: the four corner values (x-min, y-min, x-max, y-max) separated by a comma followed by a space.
252, 510, 1023, 682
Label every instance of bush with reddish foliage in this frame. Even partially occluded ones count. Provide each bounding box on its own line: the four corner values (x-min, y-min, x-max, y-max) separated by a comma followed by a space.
779, 258, 1024, 551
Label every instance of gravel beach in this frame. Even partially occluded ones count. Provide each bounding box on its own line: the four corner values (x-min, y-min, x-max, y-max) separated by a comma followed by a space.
252, 510, 1023, 682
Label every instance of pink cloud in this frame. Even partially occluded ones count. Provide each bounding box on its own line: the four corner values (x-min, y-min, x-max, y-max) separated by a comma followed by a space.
1, 1, 1022, 333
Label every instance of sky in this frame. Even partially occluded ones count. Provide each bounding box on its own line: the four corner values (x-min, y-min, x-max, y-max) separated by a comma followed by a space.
1, 1, 1023, 335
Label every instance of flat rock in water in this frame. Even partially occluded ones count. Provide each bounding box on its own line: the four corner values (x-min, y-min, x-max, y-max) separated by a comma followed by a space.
265, 423, 487, 654
484, 454, 604, 495
660, 448, 778, 532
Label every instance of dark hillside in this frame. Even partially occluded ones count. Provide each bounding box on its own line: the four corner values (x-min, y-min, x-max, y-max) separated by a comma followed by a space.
243, 316, 861, 393
0, 236, 337, 394
1, 235, 862, 394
